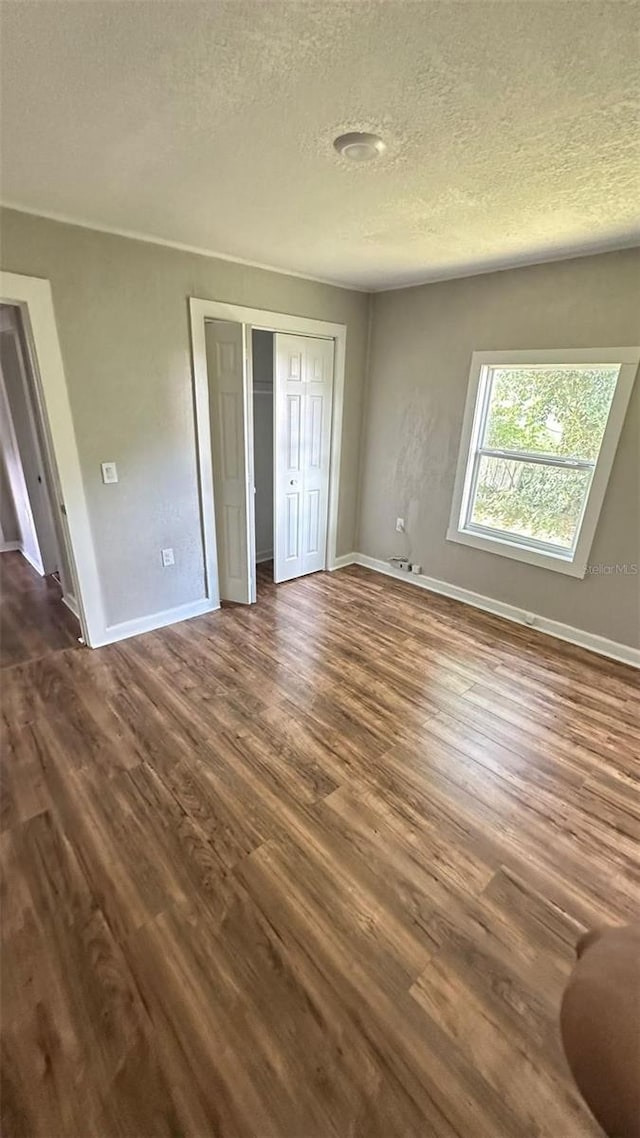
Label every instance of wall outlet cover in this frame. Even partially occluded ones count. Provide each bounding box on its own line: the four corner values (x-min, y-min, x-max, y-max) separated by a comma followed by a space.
411, 563, 422, 575
395, 517, 405, 533
161, 547, 175, 567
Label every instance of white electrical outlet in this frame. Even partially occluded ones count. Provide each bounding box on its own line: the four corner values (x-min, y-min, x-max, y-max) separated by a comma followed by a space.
396, 517, 405, 533
101, 461, 118, 484
161, 547, 175, 567
411, 563, 422, 575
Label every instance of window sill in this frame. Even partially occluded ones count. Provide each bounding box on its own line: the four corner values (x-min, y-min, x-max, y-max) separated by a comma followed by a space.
445, 526, 587, 578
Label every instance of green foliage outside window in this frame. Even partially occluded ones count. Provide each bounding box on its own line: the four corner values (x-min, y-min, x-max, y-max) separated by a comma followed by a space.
471, 366, 618, 547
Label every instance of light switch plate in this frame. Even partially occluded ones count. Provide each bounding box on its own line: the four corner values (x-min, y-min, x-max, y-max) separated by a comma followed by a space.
101, 461, 118, 484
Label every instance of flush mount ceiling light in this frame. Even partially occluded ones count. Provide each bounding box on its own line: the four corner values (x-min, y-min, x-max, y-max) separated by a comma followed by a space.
333, 131, 386, 162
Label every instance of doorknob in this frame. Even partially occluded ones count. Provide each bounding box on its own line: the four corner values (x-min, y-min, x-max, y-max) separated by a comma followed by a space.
289, 479, 298, 486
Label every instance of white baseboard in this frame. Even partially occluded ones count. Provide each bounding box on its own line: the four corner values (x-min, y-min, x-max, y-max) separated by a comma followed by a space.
256, 550, 274, 564
91, 597, 219, 649
352, 553, 639, 669
82, 553, 637, 666
20, 547, 45, 576
329, 552, 357, 570
0, 541, 21, 553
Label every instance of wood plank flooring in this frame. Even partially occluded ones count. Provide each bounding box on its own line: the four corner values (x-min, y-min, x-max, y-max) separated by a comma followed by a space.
0, 552, 79, 670
1, 557, 638, 1137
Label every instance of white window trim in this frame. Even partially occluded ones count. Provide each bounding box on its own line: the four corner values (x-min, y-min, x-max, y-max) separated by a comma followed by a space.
447, 348, 640, 578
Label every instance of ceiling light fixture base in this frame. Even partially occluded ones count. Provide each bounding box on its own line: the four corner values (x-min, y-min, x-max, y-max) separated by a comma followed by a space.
333, 131, 386, 162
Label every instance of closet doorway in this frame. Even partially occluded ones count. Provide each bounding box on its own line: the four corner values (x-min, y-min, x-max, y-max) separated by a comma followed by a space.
250, 328, 335, 586
251, 330, 275, 573
190, 300, 346, 610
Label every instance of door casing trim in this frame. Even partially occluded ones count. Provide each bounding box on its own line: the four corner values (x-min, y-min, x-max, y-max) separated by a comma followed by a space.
0, 271, 104, 646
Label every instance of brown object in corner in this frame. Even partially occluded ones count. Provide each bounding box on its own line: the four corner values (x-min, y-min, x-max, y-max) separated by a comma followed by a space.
561, 924, 640, 1138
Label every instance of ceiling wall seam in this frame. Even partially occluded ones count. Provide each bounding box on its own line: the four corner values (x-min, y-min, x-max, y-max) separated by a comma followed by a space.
0, 201, 369, 294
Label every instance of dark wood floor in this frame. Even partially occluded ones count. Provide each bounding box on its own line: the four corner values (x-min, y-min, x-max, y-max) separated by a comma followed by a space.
0, 552, 79, 670
1, 556, 638, 1137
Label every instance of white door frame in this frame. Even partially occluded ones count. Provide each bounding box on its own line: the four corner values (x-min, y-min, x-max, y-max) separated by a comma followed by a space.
0, 271, 105, 646
189, 298, 347, 606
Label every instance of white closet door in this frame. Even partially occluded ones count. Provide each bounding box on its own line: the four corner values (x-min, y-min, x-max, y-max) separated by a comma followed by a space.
274, 333, 334, 583
205, 320, 252, 604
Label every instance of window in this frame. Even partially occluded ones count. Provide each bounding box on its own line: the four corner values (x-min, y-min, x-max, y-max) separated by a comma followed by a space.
447, 349, 639, 577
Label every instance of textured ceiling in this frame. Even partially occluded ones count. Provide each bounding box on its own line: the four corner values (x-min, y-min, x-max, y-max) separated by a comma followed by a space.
1, 0, 639, 289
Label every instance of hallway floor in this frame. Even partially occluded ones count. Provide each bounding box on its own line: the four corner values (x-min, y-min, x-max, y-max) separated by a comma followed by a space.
0, 551, 79, 670
1, 561, 638, 1136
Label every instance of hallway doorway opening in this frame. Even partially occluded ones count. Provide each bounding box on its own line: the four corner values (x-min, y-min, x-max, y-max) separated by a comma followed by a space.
0, 303, 80, 665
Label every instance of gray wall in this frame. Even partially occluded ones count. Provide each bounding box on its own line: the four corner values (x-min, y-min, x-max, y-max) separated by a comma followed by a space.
0, 209, 369, 625
358, 249, 640, 648
3, 207, 637, 647
252, 330, 274, 562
